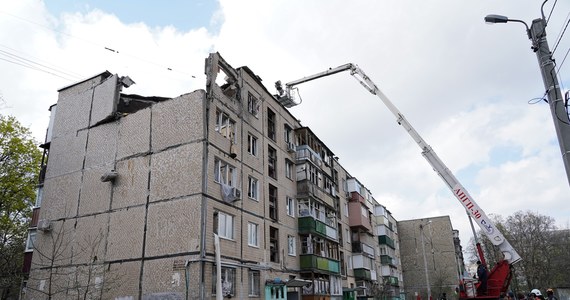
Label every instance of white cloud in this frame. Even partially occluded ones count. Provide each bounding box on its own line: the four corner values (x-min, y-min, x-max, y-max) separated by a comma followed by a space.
2, 0, 570, 253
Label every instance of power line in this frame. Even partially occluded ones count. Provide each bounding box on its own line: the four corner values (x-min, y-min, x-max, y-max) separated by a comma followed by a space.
0, 10, 201, 79
552, 11, 570, 55
0, 45, 84, 80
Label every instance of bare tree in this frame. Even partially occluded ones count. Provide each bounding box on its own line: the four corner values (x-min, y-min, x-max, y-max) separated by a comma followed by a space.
24, 220, 121, 299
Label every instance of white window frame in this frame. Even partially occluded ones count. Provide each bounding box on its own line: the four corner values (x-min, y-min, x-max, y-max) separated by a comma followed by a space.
248, 269, 260, 297
213, 266, 236, 297
286, 197, 295, 217
285, 159, 293, 179
287, 235, 296, 256
214, 158, 236, 187
218, 212, 234, 240
248, 222, 259, 247
35, 186, 43, 207
25, 229, 36, 252
248, 176, 259, 201
247, 133, 258, 156
247, 92, 260, 117
344, 201, 349, 217
215, 109, 236, 142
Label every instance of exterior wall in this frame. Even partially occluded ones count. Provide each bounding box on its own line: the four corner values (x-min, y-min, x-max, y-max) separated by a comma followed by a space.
26, 53, 406, 300
398, 216, 460, 300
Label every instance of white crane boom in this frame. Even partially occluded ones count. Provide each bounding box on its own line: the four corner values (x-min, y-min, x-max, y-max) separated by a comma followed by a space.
276, 63, 521, 264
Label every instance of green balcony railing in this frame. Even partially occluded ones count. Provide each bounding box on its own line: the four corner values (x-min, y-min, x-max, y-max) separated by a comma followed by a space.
380, 255, 393, 265
298, 217, 337, 241
378, 235, 395, 249
300, 254, 340, 274
353, 268, 371, 280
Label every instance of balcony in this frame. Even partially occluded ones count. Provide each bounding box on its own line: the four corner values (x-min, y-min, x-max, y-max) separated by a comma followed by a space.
383, 276, 399, 286
299, 254, 340, 274
298, 217, 338, 241
351, 241, 375, 258
380, 255, 394, 266
378, 235, 395, 249
348, 201, 372, 232
354, 268, 372, 280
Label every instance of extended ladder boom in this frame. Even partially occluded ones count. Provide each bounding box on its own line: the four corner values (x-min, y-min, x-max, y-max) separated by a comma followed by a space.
277, 63, 521, 264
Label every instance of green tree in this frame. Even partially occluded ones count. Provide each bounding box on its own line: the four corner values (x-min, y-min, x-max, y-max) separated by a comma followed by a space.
0, 115, 42, 299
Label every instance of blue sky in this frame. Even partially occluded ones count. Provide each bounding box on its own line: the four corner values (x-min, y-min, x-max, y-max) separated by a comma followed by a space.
44, 0, 220, 32
2, 0, 570, 253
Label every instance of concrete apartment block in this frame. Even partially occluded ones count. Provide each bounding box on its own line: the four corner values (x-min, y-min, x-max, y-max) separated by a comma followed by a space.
398, 216, 460, 300
25, 53, 415, 300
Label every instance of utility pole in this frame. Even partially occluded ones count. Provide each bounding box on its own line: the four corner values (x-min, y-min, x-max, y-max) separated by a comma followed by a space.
485, 14, 570, 186
530, 18, 570, 186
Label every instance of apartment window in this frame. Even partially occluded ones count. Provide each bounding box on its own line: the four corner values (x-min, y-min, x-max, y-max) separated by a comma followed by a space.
214, 158, 236, 186
285, 159, 293, 179
340, 251, 347, 276
338, 223, 343, 245
247, 133, 258, 156
247, 176, 258, 200
25, 229, 36, 252
215, 110, 236, 142
248, 270, 260, 297
345, 228, 350, 245
286, 197, 295, 217
284, 124, 292, 143
247, 92, 260, 117
268, 146, 277, 179
287, 235, 296, 256
267, 108, 276, 140
269, 184, 278, 221
216, 212, 234, 240
212, 266, 236, 297
248, 222, 259, 247
35, 186, 43, 207
344, 201, 349, 217
269, 227, 279, 263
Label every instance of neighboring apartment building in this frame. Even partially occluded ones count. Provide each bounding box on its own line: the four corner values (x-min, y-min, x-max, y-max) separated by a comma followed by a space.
397, 216, 462, 300
24, 52, 404, 300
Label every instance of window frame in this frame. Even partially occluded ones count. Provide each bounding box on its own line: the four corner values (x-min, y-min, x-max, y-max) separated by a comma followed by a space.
247, 92, 260, 117
287, 235, 296, 256
212, 266, 236, 297
267, 108, 276, 140
247, 222, 259, 247
25, 229, 36, 252
247, 176, 259, 201
285, 159, 293, 179
215, 109, 236, 143
247, 133, 258, 156
269, 184, 278, 221
248, 269, 261, 297
268, 146, 277, 179
214, 158, 236, 187
286, 196, 295, 217
217, 212, 234, 240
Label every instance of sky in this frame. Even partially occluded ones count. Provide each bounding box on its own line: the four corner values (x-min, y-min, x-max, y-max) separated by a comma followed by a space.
1, 0, 570, 257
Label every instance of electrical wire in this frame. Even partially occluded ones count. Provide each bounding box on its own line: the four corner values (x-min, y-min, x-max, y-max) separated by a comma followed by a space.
0, 45, 83, 80
545, 0, 558, 26
552, 13, 570, 56
0, 10, 201, 79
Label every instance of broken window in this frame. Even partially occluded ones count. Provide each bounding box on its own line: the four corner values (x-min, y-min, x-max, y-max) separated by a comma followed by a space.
247, 133, 257, 156
247, 92, 260, 117
248, 176, 258, 200
214, 158, 236, 186
212, 266, 236, 297
268, 146, 277, 179
269, 184, 278, 221
269, 226, 279, 262
267, 108, 276, 140
215, 109, 236, 143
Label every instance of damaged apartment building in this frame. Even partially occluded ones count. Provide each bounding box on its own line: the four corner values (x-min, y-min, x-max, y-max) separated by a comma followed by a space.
24, 52, 404, 300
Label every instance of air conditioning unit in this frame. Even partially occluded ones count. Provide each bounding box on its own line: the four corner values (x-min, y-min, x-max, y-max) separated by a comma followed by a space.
37, 219, 52, 232
286, 142, 296, 153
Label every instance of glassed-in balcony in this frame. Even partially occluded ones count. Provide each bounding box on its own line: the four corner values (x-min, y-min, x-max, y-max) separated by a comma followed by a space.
383, 276, 399, 286
351, 241, 375, 258
348, 201, 372, 232
354, 268, 371, 280
298, 217, 338, 241
380, 255, 394, 265
378, 235, 395, 249
299, 254, 340, 274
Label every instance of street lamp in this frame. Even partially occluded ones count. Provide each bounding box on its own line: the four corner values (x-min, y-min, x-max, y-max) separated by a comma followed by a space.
419, 221, 432, 300
484, 12, 570, 187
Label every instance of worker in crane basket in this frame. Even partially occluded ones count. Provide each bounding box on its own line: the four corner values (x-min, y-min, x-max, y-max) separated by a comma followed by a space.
476, 261, 488, 296
530, 289, 545, 300
546, 289, 558, 300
